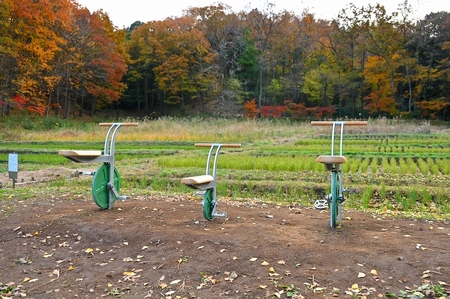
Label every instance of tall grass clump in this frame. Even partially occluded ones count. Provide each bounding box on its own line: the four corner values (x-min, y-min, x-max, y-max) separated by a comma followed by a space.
406, 189, 418, 209
420, 189, 433, 206
417, 158, 429, 175
436, 158, 450, 175
406, 157, 417, 175
381, 157, 391, 173
360, 157, 370, 173
398, 158, 409, 174
380, 182, 387, 201
370, 157, 379, 174
427, 158, 440, 175
361, 187, 373, 209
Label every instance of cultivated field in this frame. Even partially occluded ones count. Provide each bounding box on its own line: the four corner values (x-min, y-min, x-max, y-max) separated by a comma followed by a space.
0, 117, 449, 298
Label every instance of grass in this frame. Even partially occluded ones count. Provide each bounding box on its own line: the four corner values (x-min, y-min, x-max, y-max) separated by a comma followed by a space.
1, 115, 449, 221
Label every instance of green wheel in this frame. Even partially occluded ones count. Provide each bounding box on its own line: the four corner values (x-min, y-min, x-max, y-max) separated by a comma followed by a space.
330, 171, 339, 227
202, 188, 214, 221
92, 163, 120, 209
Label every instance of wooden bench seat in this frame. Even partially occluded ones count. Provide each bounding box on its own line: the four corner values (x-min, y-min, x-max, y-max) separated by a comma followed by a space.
181, 175, 214, 186
316, 155, 347, 165
58, 150, 102, 163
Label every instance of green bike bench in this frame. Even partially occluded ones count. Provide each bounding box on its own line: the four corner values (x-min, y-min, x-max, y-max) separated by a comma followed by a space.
312, 120, 367, 227
181, 143, 242, 220
59, 122, 138, 209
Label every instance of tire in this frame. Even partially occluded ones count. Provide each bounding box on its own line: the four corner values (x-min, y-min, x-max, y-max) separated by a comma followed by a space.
92, 163, 120, 209
330, 171, 339, 227
202, 188, 214, 220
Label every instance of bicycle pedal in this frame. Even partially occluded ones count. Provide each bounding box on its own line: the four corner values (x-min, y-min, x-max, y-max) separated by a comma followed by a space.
314, 199, 328, 210
194, 190, 206, 196
117, 195, 129, 201
213, 211, 227, 218
79, 171, 95, 176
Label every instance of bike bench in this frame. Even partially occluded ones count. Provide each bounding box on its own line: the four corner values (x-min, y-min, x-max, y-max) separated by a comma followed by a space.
312, 120, 367, 227
59, 122, 138, 209
181, 143, 241, 220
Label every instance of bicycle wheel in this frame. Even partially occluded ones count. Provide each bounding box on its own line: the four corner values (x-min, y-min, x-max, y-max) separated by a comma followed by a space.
202, 188, 215, 220
330, 171, 340, 227
92, 163, 120, 209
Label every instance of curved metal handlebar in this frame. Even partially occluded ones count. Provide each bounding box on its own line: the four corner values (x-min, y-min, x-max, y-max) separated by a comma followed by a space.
311, 121, 367, 126
99, 122, 139, 126
195, 143, 242, 148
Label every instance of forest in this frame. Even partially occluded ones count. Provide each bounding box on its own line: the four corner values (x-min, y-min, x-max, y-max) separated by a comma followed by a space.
0, 0, 450, 120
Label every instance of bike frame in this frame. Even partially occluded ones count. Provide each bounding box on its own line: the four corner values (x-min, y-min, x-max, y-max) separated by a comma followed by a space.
312, 121, 367, 227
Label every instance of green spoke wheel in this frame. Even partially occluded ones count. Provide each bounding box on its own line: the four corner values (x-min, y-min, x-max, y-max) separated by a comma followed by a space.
330, 171, 339, 228
202, 188, 214, 221
92, 163, 120, 209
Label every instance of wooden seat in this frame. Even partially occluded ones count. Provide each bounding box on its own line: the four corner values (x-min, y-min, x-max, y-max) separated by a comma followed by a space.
58, 150, 102, 163
181, 175, 214, 186
316, 155, 347, 165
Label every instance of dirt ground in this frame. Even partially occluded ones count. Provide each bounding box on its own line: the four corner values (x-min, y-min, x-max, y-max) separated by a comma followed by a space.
0, 173, 449, 299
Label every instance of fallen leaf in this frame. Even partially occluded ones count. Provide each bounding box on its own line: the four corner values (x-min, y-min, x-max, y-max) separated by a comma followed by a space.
269, 267, 275, 272
371, 269, 378, 275
261, 261, 269, 266
250, 257, 258, 262
23, 277, 30, 283
123, 271, 136, 276
170, 279, 181, 284
277, 260, 286, 265
259, 285, 267, 289
358, 272, 366, 278
84, 248, 94, 253
68, 265, 74, 271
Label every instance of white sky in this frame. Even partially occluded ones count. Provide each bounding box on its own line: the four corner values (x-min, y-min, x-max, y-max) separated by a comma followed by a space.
75, 0, 450, 28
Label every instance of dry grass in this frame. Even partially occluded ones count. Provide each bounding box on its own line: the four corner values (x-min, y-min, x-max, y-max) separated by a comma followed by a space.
9, 117, 449, 143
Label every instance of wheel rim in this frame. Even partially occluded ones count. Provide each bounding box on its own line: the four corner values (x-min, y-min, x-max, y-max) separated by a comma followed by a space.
202, 188, 214, 220
330, 171, 338, 227
92, 163, 120, 209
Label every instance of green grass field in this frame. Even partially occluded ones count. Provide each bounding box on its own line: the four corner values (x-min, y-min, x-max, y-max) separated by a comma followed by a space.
1, 116, 449, 220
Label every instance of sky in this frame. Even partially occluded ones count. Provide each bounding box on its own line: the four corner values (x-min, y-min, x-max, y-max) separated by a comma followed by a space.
75, 0, 450, 28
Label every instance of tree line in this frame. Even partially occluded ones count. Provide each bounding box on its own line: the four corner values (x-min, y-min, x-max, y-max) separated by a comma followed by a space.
1, 0, 449, 120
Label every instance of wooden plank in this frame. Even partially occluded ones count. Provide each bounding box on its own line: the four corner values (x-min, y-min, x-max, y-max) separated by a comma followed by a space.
311, 121, 367, 126
194, 143, 241, 148
181, 175, 214, 185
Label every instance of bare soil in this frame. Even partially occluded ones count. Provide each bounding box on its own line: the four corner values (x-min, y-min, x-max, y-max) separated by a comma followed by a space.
0, 173, 449, 299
